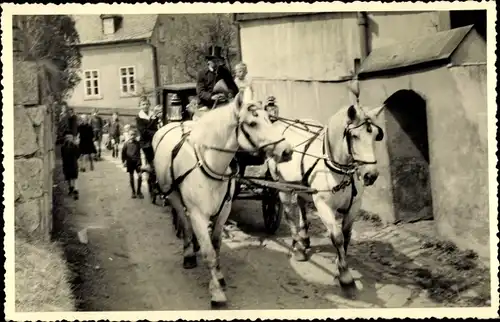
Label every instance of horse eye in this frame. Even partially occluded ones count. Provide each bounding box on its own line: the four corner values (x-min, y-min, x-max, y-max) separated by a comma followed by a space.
351, 134, 359, 139
248, 121, 257, 128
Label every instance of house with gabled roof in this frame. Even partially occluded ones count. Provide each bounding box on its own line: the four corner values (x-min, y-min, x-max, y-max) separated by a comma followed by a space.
68, 14, 161, 116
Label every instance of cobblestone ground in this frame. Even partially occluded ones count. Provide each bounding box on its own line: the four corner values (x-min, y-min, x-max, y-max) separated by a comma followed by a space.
54, 147, 489, 312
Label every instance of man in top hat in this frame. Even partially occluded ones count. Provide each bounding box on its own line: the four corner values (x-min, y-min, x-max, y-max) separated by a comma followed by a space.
196, 45, 239, 110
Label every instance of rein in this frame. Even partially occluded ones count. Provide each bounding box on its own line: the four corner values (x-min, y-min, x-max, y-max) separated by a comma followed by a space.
192, 106, 285, 181
276, 116, 377, 176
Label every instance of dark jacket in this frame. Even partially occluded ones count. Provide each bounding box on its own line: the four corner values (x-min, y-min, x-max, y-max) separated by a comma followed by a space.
121, 139, 142, 164
77, 123, 97, 155
196, 65, 239, 108
109, 120, 121, 141
91, 115, 104, 132
59, 113, 78, 137
61, 139, 80, 180
136, 114, 159, 149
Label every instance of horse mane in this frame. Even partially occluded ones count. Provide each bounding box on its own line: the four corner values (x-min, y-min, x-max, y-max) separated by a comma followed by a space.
190, 100, 238, 146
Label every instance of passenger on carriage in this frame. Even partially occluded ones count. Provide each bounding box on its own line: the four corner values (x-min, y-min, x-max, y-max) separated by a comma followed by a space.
234, 62, 252, 91
196, 45, 239, 110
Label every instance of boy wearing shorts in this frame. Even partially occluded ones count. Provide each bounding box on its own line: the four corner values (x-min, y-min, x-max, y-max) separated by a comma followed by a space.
121, 128, 144, 199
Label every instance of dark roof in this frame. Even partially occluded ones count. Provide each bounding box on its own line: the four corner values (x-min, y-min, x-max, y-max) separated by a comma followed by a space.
235, 12, 316, 22
73, 14, 158, 46
359, 25, 474, 75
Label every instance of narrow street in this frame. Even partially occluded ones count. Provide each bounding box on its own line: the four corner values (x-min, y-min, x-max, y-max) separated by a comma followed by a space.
56, 149, 462, 311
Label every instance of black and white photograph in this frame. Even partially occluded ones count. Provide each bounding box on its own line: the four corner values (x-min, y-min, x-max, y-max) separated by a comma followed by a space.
2, 2, 498, 320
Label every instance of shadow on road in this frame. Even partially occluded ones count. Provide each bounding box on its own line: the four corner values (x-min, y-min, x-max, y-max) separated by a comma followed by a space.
229, 199, 491, 307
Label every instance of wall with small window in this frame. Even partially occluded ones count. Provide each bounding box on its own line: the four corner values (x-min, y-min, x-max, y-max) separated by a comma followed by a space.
67, 42, 157, 110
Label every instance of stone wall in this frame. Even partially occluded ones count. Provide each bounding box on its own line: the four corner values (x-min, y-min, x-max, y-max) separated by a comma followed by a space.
14, 60, 56, 241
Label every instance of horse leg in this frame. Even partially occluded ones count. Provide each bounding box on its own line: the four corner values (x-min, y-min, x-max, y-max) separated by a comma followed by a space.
190, 210, 227, 307
210, 196, 234, 290
169, 192, 197, 269
297, 196, 311, 249
314, 198, 356, 291
280, 192, 307, 261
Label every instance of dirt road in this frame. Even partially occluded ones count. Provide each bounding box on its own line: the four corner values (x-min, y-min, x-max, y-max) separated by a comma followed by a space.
54, 151, 484, 311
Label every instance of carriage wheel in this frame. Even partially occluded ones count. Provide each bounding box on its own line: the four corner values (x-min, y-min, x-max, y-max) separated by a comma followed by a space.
262, 188, 283, 235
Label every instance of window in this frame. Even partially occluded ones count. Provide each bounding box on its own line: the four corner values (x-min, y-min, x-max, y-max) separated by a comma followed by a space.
119, 66, 136, 95
103, 18, 115, 35
83, 69, 100, 98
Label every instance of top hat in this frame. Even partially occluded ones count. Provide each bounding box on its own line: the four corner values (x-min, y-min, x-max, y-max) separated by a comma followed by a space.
205, 45, 224, 60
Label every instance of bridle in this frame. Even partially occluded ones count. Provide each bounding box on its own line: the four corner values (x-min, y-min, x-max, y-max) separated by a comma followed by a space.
195, 102, 286, 181
267, 113, 383, 186
340, 118, 384, 166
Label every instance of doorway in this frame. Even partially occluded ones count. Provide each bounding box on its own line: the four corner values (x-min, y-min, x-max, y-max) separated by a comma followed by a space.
384, 89, 433, 223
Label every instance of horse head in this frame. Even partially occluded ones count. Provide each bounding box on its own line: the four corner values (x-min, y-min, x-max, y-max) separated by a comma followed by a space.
327, 103, 385, 186
233, 86, 293, 163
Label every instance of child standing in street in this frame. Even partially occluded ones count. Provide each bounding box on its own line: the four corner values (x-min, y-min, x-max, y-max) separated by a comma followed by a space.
121, 127, 144, 199
61, 133, 80, 200
109, 112, 121, 158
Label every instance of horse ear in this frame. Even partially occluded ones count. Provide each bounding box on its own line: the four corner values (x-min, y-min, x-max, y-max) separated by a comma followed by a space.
347, 105, 357, 121
367, 104, 385, 120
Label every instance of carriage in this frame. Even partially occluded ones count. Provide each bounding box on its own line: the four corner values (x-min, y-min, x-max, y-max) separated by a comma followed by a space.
153, 82, 288, 234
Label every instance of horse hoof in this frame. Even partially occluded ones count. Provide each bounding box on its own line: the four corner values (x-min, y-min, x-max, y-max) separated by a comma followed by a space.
183, 256, 197, 269
293, 249, 308, 262
339, 280, 358, 299
211, 299, 227, 309
303, 237, 311, 249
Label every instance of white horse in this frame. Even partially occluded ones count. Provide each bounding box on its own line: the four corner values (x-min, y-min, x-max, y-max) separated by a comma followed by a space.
151, 86, 293, 307
266, 103, 384, 294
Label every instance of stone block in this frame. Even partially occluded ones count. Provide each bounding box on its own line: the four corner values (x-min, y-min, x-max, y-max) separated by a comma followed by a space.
14, 60, 39, 106
14, 106, 38, 157
15, 158, 44, 200
40, 193, 53, 238
15, 199, 41, 234
26, 105, 46, 126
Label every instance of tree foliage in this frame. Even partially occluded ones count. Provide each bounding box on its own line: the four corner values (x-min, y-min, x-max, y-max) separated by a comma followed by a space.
169, 14, 238, 81
15, 15, 82, 105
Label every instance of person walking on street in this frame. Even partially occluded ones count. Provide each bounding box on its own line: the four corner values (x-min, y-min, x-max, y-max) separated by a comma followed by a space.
91, 108, 104, 160
109, 112, 121, 158
61, 132, 80, 200
196, 45, 239, 110
77, 114, 96, 171
135, 96, 159, 167
121, 127, 144, 199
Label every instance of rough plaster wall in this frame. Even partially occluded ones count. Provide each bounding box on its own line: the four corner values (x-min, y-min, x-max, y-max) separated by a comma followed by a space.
250, 79, 354, 122
442, 65, 489, 259
360, 67, 489, 259
360, 67, 489, 258
240, 12, 359, 81
368, 11, 450, 50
